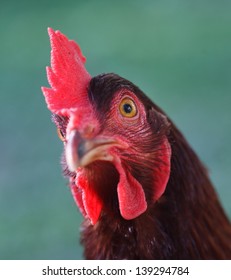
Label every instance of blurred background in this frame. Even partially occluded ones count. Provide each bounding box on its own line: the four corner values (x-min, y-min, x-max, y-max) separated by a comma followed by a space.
0, 0, 230, 259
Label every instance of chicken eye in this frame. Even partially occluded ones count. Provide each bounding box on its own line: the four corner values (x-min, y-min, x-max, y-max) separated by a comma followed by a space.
119, 98, 137, 118
57, 128, 65, 141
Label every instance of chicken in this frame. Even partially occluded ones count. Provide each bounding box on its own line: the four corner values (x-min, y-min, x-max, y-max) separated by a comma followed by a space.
42, 28, 231, 259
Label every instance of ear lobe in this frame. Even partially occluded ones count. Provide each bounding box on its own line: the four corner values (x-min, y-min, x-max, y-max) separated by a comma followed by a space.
147, 107, 172, 201
152, 138, 171, 201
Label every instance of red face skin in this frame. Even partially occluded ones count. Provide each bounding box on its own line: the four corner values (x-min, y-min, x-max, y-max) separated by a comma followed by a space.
67, 89, 171, 224
42, 29, 171, 225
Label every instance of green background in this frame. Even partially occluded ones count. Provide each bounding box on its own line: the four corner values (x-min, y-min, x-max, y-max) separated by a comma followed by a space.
0, 0, 230, 259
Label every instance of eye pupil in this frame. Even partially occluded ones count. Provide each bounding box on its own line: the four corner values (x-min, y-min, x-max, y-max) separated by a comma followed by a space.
123, 103, 133, 114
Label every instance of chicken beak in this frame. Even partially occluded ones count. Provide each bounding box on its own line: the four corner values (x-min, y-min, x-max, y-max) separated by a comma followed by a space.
65, 130, 116, 172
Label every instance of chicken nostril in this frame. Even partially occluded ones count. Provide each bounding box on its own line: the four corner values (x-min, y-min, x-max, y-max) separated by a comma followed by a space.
83, 125, 95, 139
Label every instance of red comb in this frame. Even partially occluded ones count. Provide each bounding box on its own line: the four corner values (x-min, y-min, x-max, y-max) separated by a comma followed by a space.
42, 28, 91, 114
